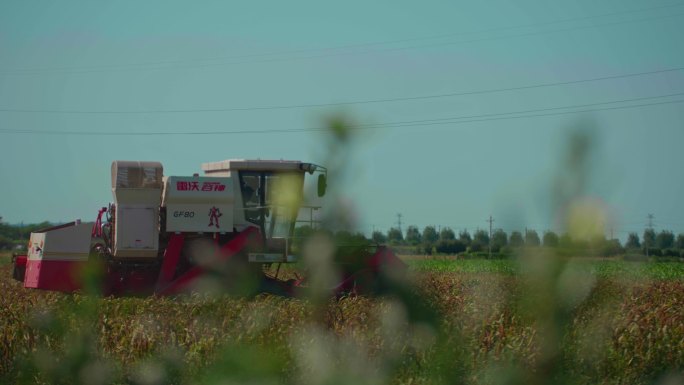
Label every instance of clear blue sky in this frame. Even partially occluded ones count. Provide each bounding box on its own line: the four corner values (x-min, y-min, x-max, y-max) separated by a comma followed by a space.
1, 0, 683, 241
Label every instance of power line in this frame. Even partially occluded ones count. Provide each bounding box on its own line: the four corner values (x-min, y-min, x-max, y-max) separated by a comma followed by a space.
1, 66, 683, 114
1, 93, 682, 136
2, 5, 684, 75
360, 91, 684, 128
375, 98, 684, 130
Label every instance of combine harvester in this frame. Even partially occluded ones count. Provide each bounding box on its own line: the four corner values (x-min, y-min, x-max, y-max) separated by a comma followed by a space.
11, 160, 404, 296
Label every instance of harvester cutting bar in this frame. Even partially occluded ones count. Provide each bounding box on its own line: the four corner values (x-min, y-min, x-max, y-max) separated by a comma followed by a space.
155, 227, 260, 296
368, 246, 406, 270
330, 246, 405, 295
154, 233, 185, 292
23, 221, 92, 292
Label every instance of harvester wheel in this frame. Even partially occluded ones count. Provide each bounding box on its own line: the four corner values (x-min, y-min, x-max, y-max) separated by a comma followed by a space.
11, 255, 26, 283
86, 243, 113, 294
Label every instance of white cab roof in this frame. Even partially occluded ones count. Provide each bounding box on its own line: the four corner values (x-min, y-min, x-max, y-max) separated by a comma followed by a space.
201, 159, 304, 173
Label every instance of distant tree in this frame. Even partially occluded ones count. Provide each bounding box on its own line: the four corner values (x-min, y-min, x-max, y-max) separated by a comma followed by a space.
294, 225, 315, 239
0, 221, 56, 249
439, 227, 455, 241
525, 230, 541, 247
333, 231, 370, 256
676, 233, 684, 250
491, 229, 507, 252
435, 239, 466, 254
611, 238, 623, 248
0, 235, 13, 250
371, 230, 387, 244
543, 231, 559, 247
405, 226, 422, 245
626, 232, 640, 249
589, 233, 607, 249
471, 229, 489, 252
422, 226, 439, 245
558, 233, 573, 248
459, 230, 472, 247
334, 230, 353, 241
387, 228, 403, 243
643, 229, 656, 252
601, 239, 623, 257
509, 231, 524, 247
335, 230, 367, 242
655, 230, 675, 250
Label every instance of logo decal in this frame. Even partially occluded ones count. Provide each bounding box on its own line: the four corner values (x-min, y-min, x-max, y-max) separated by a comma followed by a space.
177, 181, 226, 192
208, 206, 223, 228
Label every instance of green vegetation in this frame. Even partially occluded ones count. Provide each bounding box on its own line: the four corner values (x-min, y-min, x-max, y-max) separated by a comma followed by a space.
407, 258, 519, 275
407, 257, 684, 280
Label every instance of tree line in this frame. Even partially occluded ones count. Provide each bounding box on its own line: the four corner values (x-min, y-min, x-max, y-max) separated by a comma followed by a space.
0, 219, 52, 251
369, 226, 684, 258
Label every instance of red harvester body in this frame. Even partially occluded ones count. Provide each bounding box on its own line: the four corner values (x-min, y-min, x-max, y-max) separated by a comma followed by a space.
11, 159, 403, 297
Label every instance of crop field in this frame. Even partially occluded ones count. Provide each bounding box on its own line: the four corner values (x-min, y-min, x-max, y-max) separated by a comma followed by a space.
406, 257, 684, 280
1, 253, 682, 385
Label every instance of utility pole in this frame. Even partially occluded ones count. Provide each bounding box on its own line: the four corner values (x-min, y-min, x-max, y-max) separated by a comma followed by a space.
487, 215, 494, 258
396, 213, 403, 234
646, 214, 654, 257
